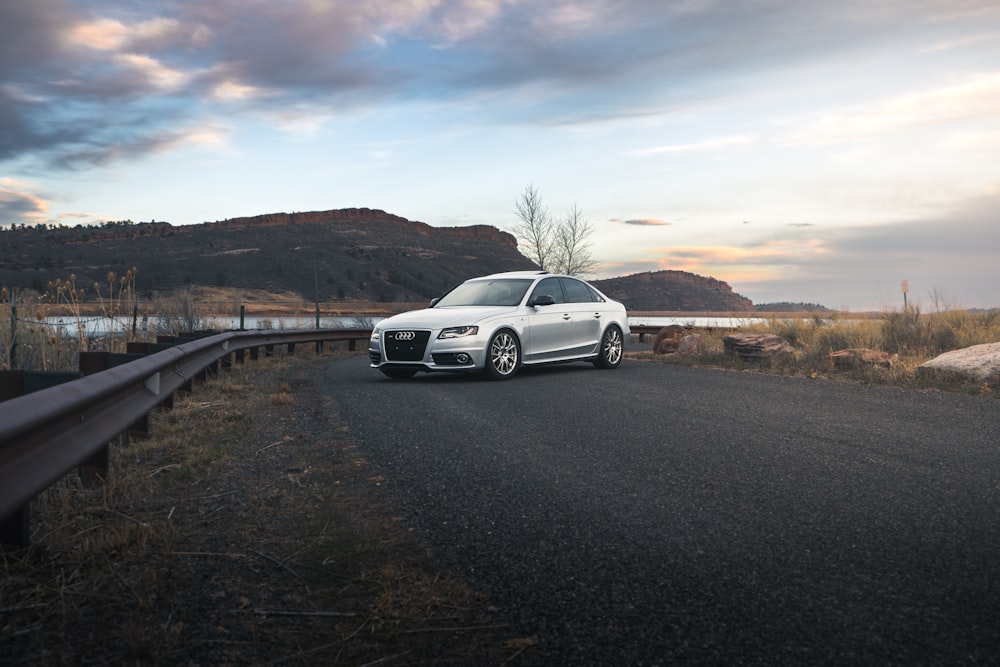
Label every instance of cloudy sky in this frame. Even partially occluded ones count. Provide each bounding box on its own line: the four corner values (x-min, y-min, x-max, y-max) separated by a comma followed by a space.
2, 1, 999, 310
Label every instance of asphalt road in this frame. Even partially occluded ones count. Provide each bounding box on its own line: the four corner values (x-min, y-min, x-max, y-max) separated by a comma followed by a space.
321, 355, 1000, 665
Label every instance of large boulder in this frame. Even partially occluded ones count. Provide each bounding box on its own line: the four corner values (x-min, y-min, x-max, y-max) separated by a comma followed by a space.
676, 334, 705, 356
917, 342, 1000, 388
723, 332, 794, 363
654, 325, 687, 354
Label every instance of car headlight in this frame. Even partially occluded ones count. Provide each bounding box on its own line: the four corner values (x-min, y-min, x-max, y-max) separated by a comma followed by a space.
370, 330, 381, 342
438, 325, 479, 339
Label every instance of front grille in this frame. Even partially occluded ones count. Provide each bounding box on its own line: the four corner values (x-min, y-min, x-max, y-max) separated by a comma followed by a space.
383, 330, 431, 362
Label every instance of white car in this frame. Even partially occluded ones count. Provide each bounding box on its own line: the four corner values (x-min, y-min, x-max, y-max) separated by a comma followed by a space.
369, 271, 629, 380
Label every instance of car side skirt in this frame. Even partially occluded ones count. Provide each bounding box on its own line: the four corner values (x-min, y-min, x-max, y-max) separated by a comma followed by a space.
522, 342, 599, 365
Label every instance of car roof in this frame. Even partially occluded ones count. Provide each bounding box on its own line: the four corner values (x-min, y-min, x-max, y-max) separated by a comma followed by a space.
471, 271, 551, 280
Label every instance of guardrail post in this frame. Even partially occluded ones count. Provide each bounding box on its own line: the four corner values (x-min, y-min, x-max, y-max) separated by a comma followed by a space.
79, 351, 110, 375
80, 352, 151, 437
1, 370, 83, 400
0, 370, 27, 402
79, 443, 110, 484
1, 505, 29, 548
76, 354, 136, 484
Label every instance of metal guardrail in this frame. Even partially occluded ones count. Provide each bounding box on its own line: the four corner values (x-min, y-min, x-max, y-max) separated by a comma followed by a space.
0, 328, 371, 547
629, 324, 707, 342
630, 325, 666, 342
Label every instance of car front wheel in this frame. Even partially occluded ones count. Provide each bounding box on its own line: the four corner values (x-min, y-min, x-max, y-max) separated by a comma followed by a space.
484, 329, 520, 380
593, 325, 623, 369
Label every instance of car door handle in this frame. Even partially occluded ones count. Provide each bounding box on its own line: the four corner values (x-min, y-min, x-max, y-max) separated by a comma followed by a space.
562, 314, 571, 320
593, 312, 602, 319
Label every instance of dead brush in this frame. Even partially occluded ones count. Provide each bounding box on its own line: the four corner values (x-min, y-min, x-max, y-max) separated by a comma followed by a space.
4, 346, 517, 664
630, 307, 1000, 393
270, 382, 295, 405
0, 355, 295, 662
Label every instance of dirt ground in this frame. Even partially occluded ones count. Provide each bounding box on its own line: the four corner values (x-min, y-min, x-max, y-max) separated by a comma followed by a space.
1, 350, 535, 665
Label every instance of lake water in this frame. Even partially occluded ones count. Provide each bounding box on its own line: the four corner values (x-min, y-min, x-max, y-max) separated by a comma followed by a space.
629, 316, 770, 328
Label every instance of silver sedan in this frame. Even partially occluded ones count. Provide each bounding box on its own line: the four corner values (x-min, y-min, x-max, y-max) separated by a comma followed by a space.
369, 271, 629, 380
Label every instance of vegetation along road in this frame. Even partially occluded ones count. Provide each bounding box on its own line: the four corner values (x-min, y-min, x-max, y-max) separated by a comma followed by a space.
322, 355, 1000, 664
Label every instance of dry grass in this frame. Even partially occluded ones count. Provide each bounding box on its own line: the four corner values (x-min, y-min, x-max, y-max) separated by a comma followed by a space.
1, 347, 519, 665
181, 286, 423, 317
630, 307, 1000, 395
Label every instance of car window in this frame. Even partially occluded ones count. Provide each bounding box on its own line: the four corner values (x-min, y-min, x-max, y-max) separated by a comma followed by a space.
528, 277, 564, 304
560, 277, 597, 303
434, 278, 532, 307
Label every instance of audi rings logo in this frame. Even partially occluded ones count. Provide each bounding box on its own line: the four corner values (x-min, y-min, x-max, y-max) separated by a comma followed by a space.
393, 331, 416, 341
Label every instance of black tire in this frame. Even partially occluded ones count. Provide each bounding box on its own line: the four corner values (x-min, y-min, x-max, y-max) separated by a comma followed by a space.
483, 329, 520, 380
380, 367, 418, 379
593, 325, 624, 369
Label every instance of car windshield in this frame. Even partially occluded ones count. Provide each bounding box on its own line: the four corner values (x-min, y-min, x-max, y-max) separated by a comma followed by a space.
434, 278, 533, 307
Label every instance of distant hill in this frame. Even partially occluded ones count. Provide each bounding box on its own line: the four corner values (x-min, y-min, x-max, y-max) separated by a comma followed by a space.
592, 271, 754, 312
1, 209, 754, 311
0, 209, 535, 303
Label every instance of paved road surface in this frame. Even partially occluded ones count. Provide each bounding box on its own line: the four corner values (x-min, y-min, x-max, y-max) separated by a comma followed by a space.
321, 356, 1000, 665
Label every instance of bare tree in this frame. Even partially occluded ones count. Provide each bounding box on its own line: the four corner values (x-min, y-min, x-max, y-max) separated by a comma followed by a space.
512, 184, 553, 271
551, 203, 596, 276
512, 186, 597, 276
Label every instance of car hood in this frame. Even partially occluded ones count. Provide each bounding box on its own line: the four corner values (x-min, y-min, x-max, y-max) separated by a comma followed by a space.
378, 306, 515, 330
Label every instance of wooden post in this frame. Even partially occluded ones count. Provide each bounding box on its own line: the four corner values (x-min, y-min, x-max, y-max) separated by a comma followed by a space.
1, 505, 29, 548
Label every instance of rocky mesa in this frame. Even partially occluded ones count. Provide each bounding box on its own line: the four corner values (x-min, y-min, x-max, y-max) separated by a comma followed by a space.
1, 208, 753, 311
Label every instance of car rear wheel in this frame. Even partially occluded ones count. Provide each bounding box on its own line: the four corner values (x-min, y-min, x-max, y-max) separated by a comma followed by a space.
484, 329, 520, 380
593, 325, 623, 369
380, 367, 418, 379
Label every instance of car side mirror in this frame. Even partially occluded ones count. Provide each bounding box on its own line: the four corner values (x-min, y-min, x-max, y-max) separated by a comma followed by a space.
430, 297, 440, 307
529, 294, 555, 307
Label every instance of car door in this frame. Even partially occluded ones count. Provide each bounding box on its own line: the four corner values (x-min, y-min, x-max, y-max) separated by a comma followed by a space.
559, 277, 602, 351
523, 277, 572, 361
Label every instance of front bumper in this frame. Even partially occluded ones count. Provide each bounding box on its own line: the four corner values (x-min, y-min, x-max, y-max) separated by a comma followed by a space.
369, 329, 483, 373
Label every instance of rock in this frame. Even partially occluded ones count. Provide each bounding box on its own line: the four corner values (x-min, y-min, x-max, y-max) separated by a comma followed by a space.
723, 332, 794, 363
917, 342, 1000, 388
676, 334, 705, 356
654, 325, 686, 354
828, 348, 894, 370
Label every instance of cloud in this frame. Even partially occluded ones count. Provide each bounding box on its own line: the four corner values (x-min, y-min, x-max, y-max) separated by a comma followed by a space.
3, 0, 1000, 283
0, 179, 50, 224
46, 119, 228, 170
618, 217, 671, 226
791, 72, 1000, 145
654, 238, 829, 267
67, 17, 195, 52
113, 53, 193, 92
8, 0, 988, 171
630, 134, 759, 157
